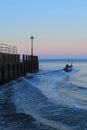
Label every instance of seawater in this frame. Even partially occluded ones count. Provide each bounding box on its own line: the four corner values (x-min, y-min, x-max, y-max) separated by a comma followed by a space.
0, 59, 87, 130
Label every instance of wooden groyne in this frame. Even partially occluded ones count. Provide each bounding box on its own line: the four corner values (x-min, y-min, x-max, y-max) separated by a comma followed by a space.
0, 43, 39, 85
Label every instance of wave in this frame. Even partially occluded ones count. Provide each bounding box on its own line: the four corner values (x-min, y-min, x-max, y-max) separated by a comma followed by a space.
24, 68, 87, 111
25, 69, 79, 84
11, 76, 87, 130
11, 77, 75, 130
7, 67, 87, 130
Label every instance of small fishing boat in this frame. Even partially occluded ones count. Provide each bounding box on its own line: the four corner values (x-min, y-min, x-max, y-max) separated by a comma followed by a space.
64, 64, 73, 72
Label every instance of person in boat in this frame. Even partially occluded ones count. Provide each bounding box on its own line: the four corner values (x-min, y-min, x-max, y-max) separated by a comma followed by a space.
66, 64, 73, 67
64, 63, 73, 72
66, 64, 69, 67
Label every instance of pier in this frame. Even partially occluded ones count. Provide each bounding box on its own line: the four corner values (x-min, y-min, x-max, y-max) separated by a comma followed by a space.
0, 43, 39, 85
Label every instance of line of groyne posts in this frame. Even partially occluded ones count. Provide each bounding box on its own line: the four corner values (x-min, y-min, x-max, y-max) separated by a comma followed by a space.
0, 53, 39, 85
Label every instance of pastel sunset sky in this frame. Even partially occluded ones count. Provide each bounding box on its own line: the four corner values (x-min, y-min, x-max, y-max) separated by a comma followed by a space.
0, 0, 87, 59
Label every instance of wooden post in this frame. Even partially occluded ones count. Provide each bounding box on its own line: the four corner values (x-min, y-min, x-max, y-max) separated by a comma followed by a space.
1, 65, 5, 83
17, 63, 20, 76
12, 64, 17, 78
0, 65, 1, 84
7, 64, 10, 80
23, 55, 25, 62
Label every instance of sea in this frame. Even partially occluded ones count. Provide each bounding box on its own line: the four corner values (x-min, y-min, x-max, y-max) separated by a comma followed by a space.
0, 59, 87, 130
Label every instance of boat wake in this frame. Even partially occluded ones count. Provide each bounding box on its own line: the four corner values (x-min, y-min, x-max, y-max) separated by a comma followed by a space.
26, 68, 79, 80
11, 67, 87, 130
12, 77, 73, 130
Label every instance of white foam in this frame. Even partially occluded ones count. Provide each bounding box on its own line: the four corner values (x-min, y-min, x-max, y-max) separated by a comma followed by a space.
11, 77, 73, 130
38, 69, 58, 75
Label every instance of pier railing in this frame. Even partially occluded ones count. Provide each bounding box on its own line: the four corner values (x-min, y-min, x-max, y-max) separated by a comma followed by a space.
0, 43, 17, 54
0, 43, 39, 85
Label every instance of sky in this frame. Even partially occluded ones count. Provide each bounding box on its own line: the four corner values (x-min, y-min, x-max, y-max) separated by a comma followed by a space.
0, 0, 87, 59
